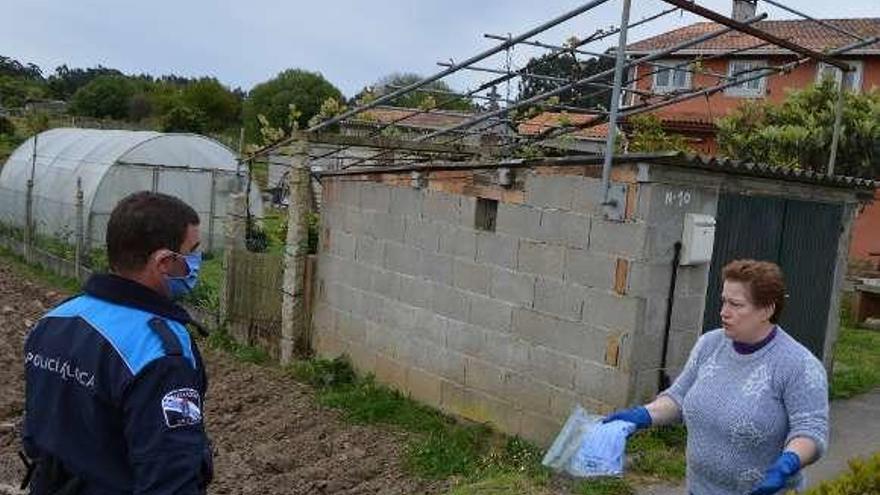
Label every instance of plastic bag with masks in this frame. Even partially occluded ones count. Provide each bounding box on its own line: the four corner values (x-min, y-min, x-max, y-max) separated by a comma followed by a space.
541, 405, 636, 478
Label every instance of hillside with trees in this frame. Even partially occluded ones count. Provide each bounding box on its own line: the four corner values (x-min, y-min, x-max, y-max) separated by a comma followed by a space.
0, 55, 361, 162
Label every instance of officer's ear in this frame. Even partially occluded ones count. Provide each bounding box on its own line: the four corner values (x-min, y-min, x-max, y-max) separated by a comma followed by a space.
152, 248, 187, 277
149, 248, 174, 274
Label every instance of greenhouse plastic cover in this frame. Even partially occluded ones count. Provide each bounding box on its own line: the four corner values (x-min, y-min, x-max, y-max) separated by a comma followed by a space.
0, 128, 260, 249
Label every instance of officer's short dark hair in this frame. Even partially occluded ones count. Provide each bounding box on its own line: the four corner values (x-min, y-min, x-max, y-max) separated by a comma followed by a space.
107, 191, 200, 272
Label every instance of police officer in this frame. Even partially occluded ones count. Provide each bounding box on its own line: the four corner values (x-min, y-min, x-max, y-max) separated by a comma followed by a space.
22, 191, 213, 494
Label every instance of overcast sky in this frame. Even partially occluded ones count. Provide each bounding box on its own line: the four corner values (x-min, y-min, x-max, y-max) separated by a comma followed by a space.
2, 0, 878, 97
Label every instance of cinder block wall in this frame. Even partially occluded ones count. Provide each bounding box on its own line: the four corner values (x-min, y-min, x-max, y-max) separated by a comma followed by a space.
626, 168, 720, 403
312, 168, 652, 445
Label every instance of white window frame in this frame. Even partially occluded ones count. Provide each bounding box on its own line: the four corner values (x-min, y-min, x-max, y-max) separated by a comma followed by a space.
724, 59, 768, 98
816, 60, 864, 92
652, 59, 692, 93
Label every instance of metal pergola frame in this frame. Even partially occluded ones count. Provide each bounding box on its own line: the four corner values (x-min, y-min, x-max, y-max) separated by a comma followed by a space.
249, 0, 877, 204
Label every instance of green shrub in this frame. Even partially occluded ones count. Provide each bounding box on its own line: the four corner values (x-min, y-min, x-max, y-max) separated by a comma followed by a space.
290, 355, 356, 388
805, 452, 880, 494
0, 115, 15, 135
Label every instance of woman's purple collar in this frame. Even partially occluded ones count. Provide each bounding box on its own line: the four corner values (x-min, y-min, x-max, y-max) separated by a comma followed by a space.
733, 326, 778, 354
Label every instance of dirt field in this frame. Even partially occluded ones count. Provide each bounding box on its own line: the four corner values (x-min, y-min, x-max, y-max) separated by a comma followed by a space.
0, 259, 446, 494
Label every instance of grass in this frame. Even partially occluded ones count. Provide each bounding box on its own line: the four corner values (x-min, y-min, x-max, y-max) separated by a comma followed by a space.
259, 209, 288, 254
446, 472, 552, 495
184, 253, 223, 315
291, 356, 655, 495
828, 298, 880, 400
830, 324, 880, 399
0, 244, 82, 293
625, 425, 687, 480
574, 478, 636, 495
203, 325, 270, 365
254, 207, 319, 255
290, 356, 555, 484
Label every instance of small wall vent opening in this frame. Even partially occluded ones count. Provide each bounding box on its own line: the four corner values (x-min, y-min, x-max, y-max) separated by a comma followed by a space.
475, 198, 498, 232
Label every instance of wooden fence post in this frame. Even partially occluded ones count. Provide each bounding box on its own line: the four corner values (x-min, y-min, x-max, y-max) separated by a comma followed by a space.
74, 177, 84, 281
220, 193, 247, 333
23, 134, 37, 263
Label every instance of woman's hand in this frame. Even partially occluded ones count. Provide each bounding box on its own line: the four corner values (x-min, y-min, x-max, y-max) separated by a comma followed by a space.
602, 406, 652, 430
749, 451, 801, 495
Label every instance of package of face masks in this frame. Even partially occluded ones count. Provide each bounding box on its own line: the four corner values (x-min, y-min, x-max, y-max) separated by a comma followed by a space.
541, 405, 636, 478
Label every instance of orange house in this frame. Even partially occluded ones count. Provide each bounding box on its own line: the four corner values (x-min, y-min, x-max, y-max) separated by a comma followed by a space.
625, 5, 880, 264
625, 13, 880, 154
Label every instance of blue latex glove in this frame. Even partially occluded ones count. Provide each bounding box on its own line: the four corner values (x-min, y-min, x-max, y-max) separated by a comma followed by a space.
749, 451, 802, 495
602, 406, 652, 430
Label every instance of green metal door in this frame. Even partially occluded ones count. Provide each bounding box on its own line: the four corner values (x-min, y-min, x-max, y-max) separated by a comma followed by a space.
704, 193, 843, 359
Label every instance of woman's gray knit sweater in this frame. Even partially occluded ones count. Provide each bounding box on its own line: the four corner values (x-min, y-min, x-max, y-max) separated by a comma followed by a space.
661, 328, 829, 495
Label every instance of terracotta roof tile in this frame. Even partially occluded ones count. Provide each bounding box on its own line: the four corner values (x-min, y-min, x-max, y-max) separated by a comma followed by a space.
627, 18, 880, 54
351, 106, 475, 130
517, 112, 609, 139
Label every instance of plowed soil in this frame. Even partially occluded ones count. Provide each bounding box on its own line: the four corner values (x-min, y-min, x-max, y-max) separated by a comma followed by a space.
0, 259, 445, 494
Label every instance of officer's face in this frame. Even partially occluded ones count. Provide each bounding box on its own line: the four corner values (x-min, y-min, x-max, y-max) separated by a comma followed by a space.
170, 224, 201, 273
152, 224, 202, 295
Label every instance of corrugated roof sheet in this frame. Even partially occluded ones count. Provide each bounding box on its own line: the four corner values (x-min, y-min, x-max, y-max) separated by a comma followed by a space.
319, 151, 877, 192
627, 18, 880, 54
641, 151, 877, 189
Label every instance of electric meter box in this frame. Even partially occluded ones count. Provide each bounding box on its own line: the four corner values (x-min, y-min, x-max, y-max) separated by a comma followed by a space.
680, 213, 716, 265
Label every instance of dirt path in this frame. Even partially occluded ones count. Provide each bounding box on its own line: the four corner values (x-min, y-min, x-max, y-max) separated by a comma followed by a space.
0, 259, 446, 495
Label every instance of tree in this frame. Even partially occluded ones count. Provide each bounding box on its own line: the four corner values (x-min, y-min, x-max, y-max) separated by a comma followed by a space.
161, 103, 207, 133
0, 115, 14, 135
69, 75, 135, 120
243, 69, 343, 142
625, 114, 690, 153
47, 65, 123, 100
127, 92, 153, 122
354, 72, 475, 111
180, 77, 241, 132
0, 55, 47, 108
0, 75, 47, 108
717, 81, 880, 178
0, 56, 43, 80
518, 51, 615, 110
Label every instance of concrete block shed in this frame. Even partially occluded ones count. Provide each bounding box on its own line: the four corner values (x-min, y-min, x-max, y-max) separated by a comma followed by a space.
309, 152, 874, 445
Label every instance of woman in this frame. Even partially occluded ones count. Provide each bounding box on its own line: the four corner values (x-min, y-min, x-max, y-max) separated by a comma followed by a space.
606, 259, 829, 495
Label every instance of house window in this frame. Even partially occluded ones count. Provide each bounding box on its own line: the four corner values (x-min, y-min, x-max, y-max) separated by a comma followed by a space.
653, 60, 692, 93
725, 59, 768, 97
817, 60, 864, 92
474, 198, 498, 232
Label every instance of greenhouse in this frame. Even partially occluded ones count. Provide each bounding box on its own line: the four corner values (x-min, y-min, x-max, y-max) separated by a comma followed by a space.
0, 128, 263, 252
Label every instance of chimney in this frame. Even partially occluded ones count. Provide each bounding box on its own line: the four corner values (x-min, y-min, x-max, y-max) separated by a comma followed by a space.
732, 0, 758, 22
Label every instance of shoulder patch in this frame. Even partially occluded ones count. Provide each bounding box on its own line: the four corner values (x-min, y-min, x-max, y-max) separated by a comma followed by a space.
161, 388, 203, 428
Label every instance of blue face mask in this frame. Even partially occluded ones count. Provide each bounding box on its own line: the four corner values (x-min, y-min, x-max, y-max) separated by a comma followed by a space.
166, 251, 202, 299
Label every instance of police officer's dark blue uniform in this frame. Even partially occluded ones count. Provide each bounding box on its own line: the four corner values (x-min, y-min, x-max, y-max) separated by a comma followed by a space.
22, 192, 212, 495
